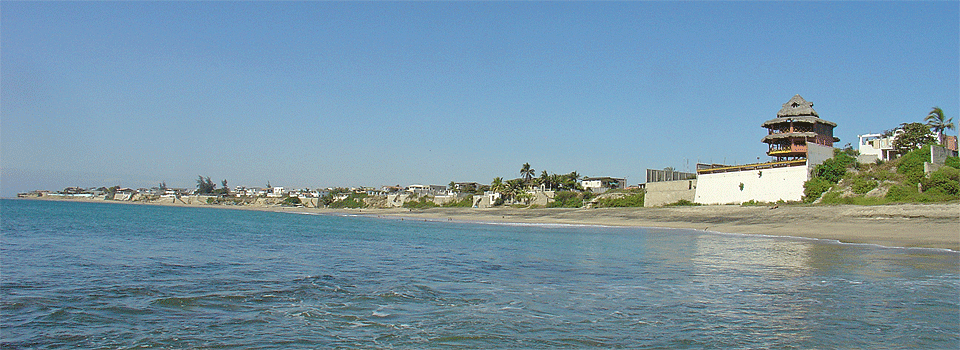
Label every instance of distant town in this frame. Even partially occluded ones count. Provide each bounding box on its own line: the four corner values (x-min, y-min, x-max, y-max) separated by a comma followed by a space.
18, 95, 959, 208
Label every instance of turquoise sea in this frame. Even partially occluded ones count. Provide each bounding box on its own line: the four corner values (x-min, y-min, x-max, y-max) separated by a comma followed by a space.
1, 199, 958, 348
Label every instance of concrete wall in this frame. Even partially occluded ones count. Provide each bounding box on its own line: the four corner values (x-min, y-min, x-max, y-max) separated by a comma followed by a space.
806, 143, 834, 169
476, 192, 501, 208
530, 191, 554, 207
931, 145, 958, 165
857, 154, 880, 164
644, 179, 697, 207
694, 165, 808, 204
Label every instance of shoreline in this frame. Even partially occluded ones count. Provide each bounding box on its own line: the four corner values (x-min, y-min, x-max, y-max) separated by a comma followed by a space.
10, 197, 960, 251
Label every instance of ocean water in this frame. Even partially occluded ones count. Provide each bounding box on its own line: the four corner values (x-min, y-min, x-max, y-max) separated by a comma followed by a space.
1, 199, 957, 349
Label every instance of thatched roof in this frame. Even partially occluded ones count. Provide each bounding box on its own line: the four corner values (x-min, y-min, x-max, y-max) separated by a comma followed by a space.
761, 132, 817, 143
761, 115, 837, 127
777, 94, 818, 117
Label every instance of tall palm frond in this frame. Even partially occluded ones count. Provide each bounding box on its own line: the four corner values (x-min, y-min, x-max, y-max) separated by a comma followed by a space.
925, 106, 955, 145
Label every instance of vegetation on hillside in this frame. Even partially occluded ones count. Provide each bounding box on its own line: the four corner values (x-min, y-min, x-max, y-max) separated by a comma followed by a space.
442, 195, 474, 208
323, 188, 368, 209
402, 196, 438, 209
804, 146, 959, 205
547, 191, 594, 208
281, 196, 302, 206
592, 189, 645, 208
804, 108, 958, 205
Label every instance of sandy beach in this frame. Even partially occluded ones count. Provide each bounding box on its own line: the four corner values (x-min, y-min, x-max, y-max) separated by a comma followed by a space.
246, 203, 959, 251
18, 197, 960, 251
309, 204, 959, 252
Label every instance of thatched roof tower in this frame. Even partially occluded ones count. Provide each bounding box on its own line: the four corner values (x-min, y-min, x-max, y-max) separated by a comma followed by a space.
777, 94, 819, 117
761, 95, 839, 161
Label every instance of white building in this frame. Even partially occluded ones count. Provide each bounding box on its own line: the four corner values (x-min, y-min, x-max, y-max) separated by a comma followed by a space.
267, 187, 286, 197
694, 95, 837, 204
581, 177, 626, 193
857, 131, 901, 163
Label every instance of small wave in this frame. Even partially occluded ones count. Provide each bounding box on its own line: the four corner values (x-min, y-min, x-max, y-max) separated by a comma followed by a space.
152, 296, 201, 308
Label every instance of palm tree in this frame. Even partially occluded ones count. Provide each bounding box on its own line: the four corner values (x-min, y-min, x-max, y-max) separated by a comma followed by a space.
506, 179, 525, 203
565, 171, 584, 191
925, 106, 955, 145
520, 163, 535, 184
490, 177, 505, 193
538, 170, 551, 190
550, 173, 563, 190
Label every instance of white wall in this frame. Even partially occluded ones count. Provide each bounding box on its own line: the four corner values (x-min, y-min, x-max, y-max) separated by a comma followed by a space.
694, 165, 808, 204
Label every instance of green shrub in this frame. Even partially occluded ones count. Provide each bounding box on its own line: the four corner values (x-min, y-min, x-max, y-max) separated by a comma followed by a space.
885, 184, 917, 202
896, 145, 930, 184
803, 177, 832, 203
663, 199, 700, 206
547, 191, 584, 208
819, 191, 843, 204
594, 191, 645, 208
281, 196, 302, 206
814, 152, 856, 184
329, 193, 367, 209
403, 197, 438, 209
851, 178, 879, 195
945, 156, 960, 169
922, 166, 960, 197
442, 195, 474, 208
740, 199, 778, 206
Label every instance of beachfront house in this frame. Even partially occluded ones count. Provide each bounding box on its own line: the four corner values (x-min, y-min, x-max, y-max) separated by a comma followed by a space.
381, 185, 403, 194
581, 177, 626, 193
453, 182, 483, 194
112, 188, 137, 201
267, 187, 286, 197
694, 95, 837, 204
858, 129, 956, 164
857, 131, 901, 163
362, 187, 385, 196
405, 184, 448, 196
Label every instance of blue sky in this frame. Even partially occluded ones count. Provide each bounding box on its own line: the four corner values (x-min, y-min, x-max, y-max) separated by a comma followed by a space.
2, 1, 958, 196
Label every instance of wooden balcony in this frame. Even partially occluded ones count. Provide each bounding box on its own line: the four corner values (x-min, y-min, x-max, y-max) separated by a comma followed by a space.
768, 144, 807, 156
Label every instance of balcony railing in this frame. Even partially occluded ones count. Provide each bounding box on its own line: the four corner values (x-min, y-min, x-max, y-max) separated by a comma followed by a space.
697, 159, 807, 175
768, 144, 807, 155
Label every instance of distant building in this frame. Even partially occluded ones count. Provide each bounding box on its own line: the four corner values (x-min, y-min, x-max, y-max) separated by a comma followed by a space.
405, 184, 448, 196
857, 131, 900, 163
645, 168, 695, 183
381, 185, 403, 194
858, 129, 951, 163
267, 187, 285, 197
581, 177, 626, 193
944, 135, 957, 152
453, 182, 483, 193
